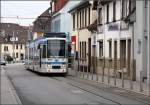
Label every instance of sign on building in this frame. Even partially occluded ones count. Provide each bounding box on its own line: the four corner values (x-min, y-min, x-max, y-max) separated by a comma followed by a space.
10, 37, 18, 41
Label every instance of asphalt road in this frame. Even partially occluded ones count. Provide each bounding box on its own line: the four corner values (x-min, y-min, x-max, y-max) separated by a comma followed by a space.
5, 63, 150, 105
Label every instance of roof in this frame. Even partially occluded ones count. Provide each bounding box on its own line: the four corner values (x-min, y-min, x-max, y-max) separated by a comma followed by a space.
33, 7, 51, 33
0, 23, 30, 44
69, 1, 91, 13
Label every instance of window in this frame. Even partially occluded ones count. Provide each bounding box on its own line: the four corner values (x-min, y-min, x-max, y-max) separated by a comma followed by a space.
42, 45, 46, 58
80, 12, 82, 28
113, 1, 116, 21
99, 41, 103, 57
82, 42, 84, 58
73, 14, 75, 30
80, 41, 86, 59
109, 41, 112, 58
16, 53, 18, 58
80, 42, 82, 58
85, 9, 87, 27
122, 0, 128, 18
107, 4, 109, 23
16, 45, 18, 49
20, 44, 22, 49
4, 46, 8, 51
88, 7, 91, 25
82, 10, 84, 27
77, 12, 79, 29
98, 8, 102, 24
129, 0, 136, 13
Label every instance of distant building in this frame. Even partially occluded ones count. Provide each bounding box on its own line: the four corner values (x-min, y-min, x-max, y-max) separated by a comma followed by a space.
0, 23, 30, 62
33, 7, 51, 40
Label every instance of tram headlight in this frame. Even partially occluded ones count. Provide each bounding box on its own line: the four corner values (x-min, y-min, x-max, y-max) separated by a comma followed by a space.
47, 65, 52, 68
62, 65, 66, 69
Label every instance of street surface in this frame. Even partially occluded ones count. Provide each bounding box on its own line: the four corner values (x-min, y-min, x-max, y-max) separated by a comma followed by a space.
3, 63, 150, 105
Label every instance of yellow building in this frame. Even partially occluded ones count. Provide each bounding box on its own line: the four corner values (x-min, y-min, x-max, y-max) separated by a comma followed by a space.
0, 43, 25, 62
0, 23, 29, 62
69, 1, 97, 71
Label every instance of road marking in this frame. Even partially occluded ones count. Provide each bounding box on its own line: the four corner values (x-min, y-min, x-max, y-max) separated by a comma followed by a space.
71, 89, 84, 94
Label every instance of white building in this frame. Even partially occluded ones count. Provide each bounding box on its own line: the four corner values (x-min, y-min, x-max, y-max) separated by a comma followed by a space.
0, 23, 29, 62
96, 0, 136, 78
51, 0, 80, 34
135, 0, 150, 84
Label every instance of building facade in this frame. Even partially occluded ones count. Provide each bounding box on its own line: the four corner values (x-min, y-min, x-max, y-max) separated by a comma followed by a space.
96, 0, 136, 79
69, 1, 97, 71
0, 23, 29, 62
50, 0, 80, 33
135, 0, 150, 84
33, 7, 51, 40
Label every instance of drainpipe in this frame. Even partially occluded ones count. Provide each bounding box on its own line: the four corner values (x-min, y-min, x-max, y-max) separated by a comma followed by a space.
148, 0, 150, 96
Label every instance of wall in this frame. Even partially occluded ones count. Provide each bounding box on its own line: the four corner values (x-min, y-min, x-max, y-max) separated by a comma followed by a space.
1, 44, 25, 62
97, 0, 132, 58
51, 1, 80, 33
135, 1, 147, 81
54, 0, 68, 12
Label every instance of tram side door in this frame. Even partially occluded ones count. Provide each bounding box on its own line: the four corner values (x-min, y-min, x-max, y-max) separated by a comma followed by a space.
38, 44, 42, 68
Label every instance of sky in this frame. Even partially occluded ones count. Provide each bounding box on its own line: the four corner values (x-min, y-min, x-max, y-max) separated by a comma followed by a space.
1, 1, 50, 26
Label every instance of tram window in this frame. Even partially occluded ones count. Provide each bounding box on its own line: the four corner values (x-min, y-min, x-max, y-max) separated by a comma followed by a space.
42, 45, 46, 58
37, 44, 40, 49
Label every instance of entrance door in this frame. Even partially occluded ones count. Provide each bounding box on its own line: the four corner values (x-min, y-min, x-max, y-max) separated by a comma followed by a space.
88, 38, 91, 72
127, 39, 131, 74
114, 41, 117, 69
20, 53, 24, 60
120, 40, 126, 68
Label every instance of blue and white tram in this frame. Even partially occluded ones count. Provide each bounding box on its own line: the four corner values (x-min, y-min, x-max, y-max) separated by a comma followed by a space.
25, 32, 69, 74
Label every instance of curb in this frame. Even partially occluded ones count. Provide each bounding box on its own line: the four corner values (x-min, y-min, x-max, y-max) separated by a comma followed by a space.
2, 66, 22, 105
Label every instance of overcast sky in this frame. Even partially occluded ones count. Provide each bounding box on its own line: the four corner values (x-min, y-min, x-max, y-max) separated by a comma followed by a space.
1, 1, 50, 26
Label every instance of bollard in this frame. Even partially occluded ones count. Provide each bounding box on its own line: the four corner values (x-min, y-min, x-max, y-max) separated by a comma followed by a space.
91, 65, 94, 80
122, 68, 125, 88
130, 61, 133, 90
102, 67, 104, 83
83, 65, 85, 79
87, 65, 89, 79
107, 59, 111, 84
140, 71, 143, 92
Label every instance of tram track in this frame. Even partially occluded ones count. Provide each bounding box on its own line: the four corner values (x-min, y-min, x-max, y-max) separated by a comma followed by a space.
50, 76, 122, 105
50, 75, 150, 105
66, 75, 150, 105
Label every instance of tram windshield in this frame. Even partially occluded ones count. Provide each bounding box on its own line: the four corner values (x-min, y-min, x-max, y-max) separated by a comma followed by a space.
47, 40, 66, 58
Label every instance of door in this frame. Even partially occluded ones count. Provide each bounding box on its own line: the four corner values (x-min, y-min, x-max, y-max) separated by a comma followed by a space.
88, 38, 91, 72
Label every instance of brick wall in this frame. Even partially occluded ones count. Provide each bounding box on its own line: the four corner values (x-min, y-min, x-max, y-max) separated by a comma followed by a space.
54, 0, 68, 12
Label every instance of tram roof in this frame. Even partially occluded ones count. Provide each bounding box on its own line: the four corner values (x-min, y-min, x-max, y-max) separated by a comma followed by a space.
43, 32, 67, 38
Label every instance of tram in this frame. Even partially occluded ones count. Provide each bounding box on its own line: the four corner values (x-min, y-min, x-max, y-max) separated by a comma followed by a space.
25, 32, 70, 74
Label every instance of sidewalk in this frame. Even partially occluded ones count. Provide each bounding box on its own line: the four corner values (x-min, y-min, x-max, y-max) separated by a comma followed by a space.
68, 69, 150, 96
0, 66, 22, 105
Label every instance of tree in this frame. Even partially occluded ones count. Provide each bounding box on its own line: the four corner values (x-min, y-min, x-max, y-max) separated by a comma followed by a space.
6, 55, 13, 63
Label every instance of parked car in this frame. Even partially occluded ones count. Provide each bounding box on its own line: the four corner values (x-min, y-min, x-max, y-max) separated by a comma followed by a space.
0, 60, 6, 66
